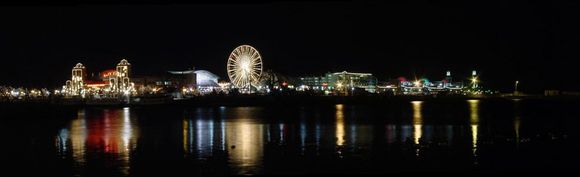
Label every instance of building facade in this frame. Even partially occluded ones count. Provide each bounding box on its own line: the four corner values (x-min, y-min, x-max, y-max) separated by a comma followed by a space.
111, 59, 132, 94
299, 71, 377, 93
65, 63, 86, 95
63, 59, 135, 97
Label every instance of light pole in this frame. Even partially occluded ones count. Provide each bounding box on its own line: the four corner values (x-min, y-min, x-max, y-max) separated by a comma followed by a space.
514, 80, 519, 95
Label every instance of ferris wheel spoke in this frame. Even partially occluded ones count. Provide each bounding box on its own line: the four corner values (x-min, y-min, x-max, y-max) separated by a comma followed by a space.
251, 72, 259, 79
252, 71, 261, 77
249, 50, 256, 57
250, 54, 259, 61
234, 76, 243, 85
231, 77, 239, 84
252, 52, 260, 60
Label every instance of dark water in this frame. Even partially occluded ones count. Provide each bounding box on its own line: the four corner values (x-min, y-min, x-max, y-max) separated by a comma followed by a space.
1, 99, 579, 176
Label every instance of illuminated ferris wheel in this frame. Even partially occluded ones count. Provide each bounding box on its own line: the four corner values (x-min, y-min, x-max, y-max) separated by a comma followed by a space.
227, 45, 263, 89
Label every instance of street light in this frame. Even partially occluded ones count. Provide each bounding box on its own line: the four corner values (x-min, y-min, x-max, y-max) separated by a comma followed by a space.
414, 80, 421, 87
336, 82, 343, 95
515, 81, 519, 95
471, 77, 478, 89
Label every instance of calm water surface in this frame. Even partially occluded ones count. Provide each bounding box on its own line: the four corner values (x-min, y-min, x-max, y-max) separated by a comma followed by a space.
2, 99, 579, 176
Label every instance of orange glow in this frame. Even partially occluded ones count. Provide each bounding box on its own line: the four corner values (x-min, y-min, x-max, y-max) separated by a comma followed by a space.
101, 70, 117, 78
336, 104, 345, 146
85, 80, 109, 88
411, 101, 423, 145
86, 83, 108, 88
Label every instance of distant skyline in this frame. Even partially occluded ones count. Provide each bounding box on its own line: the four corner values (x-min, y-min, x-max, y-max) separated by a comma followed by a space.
0, 1, 578, 93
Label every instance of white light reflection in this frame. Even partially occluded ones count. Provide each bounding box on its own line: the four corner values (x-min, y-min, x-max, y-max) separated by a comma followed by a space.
226, 107, 264, 175
468, 100, 480, 157
279, 123, 285, 144
122, 107, 131, 151
56, 128, 69, 157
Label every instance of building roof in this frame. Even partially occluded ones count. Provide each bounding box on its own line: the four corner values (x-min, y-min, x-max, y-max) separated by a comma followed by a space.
332, 71, 373, 76
195, 70, 219, 87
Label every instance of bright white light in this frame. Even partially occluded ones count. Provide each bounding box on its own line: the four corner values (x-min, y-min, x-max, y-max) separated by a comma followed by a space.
227, 45, 263, 89
471, 77, 478, 83
240, 57, 250, 72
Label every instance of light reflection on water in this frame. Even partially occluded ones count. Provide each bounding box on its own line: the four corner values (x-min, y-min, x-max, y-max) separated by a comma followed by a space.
177, 103, 482, 172
412, 101, 423, 145
412, 101, 423, 157
225, 113, 264, 175
50, 99, 568, 176
335, 104, 345, 147
468, 99, 479, 157
183, 107, 264, 175
55, 107, 139, 176
514, 100, 522, 148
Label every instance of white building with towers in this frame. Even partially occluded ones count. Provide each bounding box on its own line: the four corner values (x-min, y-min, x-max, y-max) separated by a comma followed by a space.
62, 59, 135, 97
111, 59, 133, 94
65, 63, 86, 95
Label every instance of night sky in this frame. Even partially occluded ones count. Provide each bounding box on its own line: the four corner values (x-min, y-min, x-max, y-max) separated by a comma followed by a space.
0, 0, 578, 93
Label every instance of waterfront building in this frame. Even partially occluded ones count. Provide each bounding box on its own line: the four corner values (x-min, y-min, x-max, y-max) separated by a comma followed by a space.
62, 59, 136, 97
399, 71, 465, 95
299, 71, 377, 94
84, 70, 116, 91
333, 71, 378, 93
430, 70, 464, 91
111, 59, 133, 94
299, 73, 336, 91
65, 63, 86, 95
376, 79, 400, 94
133, 67, 221, 96
194, 70, 220, 93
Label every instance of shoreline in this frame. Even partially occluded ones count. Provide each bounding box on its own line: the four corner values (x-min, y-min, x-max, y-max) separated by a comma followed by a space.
2, 95, 580, 108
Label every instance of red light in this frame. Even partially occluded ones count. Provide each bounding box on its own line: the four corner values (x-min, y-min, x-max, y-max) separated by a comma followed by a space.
282, 82, 288, 86
398, 77, 407, 82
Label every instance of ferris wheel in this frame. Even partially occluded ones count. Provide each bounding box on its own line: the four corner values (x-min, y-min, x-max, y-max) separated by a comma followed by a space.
227, 45, 263, 89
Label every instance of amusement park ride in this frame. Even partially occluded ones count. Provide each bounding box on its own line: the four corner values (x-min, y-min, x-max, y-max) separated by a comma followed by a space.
226, 45, 263, 93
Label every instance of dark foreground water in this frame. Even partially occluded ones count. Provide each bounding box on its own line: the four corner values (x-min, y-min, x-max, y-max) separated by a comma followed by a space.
1, 99, 579, 176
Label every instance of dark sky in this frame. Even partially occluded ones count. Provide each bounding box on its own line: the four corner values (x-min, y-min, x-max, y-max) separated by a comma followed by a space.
0, 0, 578, 93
